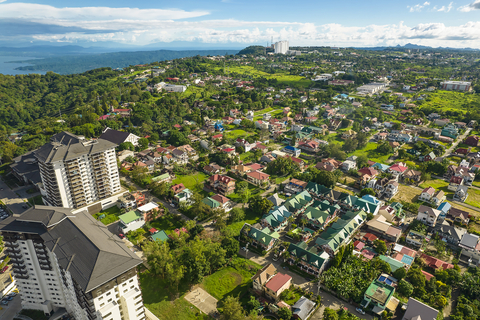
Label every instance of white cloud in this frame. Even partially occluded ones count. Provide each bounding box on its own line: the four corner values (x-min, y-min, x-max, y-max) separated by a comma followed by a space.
2, 3, 480, 48
458, 0, 480, 11
408, 1, 431, 12
0, 3, 209, 20
435, 2, 454, 11
0, 0, 7, 3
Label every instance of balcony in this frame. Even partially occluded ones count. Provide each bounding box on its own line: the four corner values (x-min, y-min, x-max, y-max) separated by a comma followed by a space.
12, 263, 26, 270
13, 269, 28, 275
14, 274, 29, 280
6, 248, 21, 255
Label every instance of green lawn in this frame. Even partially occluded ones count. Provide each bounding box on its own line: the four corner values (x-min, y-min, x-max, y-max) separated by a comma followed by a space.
202, 257, 261, 304
254, 107, 274, 115
225, 208, 260, 236
419, 179, 450, 191
148, 215, 185, 235
224, 129, 253, 140
139, 270, 209, 320
348, 142, 392, 164
218, 65, 311, 86
172, 172, 208, 193
93, 206, 122, 225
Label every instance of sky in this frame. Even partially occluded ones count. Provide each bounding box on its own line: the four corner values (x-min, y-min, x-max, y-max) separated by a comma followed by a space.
1, 0, 480, 48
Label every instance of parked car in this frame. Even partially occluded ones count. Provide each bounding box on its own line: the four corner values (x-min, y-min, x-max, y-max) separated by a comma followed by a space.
356, 308, 365, 315
7, 292, 17, 297
118, 234, 125, 239
0, 266, 8, 273
1, 300, 7, 305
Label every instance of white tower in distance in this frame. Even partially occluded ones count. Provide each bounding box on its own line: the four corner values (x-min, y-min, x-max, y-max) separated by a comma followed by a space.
274, 40, 289, 54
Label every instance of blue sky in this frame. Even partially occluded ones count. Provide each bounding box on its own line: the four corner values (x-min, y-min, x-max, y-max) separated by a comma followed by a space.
1, 0, 480, 48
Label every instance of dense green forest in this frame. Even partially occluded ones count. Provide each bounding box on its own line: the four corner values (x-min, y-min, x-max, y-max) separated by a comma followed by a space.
13, 49, 239, 74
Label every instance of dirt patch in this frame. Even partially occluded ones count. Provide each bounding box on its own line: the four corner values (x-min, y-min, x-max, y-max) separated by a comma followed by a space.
185, 287, 218, 316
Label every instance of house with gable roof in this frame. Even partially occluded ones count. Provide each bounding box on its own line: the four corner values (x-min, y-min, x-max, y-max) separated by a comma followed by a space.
286, 242, 329, 277
242, 224, 278, 252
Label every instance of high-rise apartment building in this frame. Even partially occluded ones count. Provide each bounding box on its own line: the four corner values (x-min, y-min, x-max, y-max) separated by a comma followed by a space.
0, 206, 145, 320
35, 132, 122, 210
274, 40, 289, 54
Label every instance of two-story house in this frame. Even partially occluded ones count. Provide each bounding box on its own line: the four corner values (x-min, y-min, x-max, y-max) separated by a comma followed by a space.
207, 174, 236, 195
419, 186, 435, 202
417, 205, 442, 226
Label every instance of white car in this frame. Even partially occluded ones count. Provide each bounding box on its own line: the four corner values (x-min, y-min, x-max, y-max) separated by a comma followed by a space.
356, 308, 365, 315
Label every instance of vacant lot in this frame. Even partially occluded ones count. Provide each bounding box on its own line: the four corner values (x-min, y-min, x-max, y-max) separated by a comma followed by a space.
224, 129, 253, 141
348, 142, 392, 164
172, 172, 208, 193
201, 257, 261, 306
393, 185, 420, 204
139, 270, 209, 320
149, 215, 185, 235
465, 188, 480, 210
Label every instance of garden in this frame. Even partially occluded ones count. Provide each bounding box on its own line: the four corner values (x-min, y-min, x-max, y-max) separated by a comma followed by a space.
92, 206, 122, 225
172, 172, 208, 194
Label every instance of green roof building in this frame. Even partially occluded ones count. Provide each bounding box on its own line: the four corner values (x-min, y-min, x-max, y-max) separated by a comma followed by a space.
202, 197, 221, 209
361, 280, 397, 314
151, 230, 169, 242
118, 210, 144, 233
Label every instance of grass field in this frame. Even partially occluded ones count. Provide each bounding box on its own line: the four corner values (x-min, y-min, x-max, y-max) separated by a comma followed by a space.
393, 185, 421, 204
172, 172, 208, 193
149, 215, 185, 235
419, 179, 450, 191
139, 270, 209, 320
348, 142, 392, 164
93, 206, 122, 225
418, 90, 480, 112
226, 209, 260, 236
224, 129, 253, 140
28, 195, 44, 206
465, 188, 480, 210
221, 65, 312, 86
254, 107, 274, 115
201, 257, 261, 306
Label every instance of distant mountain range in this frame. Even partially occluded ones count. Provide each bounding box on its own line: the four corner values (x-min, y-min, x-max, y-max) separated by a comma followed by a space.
353, 43, 480, 51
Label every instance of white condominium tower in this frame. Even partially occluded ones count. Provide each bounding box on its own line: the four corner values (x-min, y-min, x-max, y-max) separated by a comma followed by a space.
274, 40, 289, 54
35, 132, 121, 209
0, 206, 145, 320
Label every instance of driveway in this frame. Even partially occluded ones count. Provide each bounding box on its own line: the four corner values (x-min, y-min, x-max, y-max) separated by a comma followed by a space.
437, 127, 471, 161
0, 295, 22, 320
0, 179, 29, 215
310, 291, 373, 320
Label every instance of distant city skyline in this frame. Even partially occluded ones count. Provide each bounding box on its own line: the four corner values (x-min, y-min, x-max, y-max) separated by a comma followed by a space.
1, 0, 480, 48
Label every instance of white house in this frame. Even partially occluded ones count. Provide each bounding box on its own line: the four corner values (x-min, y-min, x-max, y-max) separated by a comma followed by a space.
419, 186, 435, 202
118, 210, 145, 233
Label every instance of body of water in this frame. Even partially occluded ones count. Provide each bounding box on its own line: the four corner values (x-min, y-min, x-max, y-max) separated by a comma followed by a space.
0, 56, 46, 75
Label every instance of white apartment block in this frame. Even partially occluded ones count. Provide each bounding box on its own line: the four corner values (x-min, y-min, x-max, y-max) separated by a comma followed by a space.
155, 82, 187, 93
35, 132, 122, 210
0, 207, 145, 320
274, 40, 289, 54
441, 81, 471, 92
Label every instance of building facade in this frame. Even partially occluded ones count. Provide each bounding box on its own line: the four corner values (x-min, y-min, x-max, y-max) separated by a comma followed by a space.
441, 81, 471, 92
35, 132, 122, 210
0, 206, 145, 320
274, 40, 289, 54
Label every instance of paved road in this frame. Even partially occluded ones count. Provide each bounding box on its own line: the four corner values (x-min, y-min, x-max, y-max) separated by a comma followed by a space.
0, 179, 29, 215
0, 295, 22, 320
437, 128, 471, 162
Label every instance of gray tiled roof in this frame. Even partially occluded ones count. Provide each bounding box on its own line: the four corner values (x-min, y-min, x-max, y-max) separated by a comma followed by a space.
35, 132, 117, 163
0, 206, 141, 293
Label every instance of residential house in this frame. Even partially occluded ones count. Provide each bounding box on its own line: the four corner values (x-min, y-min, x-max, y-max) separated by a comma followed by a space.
298, 140, 320, 153
435, 224, 467, 245
283, 145, 301, 157
207, 174, 236, 195
431, 190, 446, 206
171, 183, 186, 194
174, 188, 193, 205
388, 163, 408, 177
402, 298, 439, 320
118, 210, 144, 233
236, 138, 255, 152
99, 128, 140, 146
288, 156, 306, 171
341, 160, 357, 172
447, 207, 470, 225
372, 163, 390, 172
402, 169, 422, 184
453, 185, 469, 202
137, 202, 161, 222
286, 242, 329, 277
246, 171, 270, 186
252, 263, 277, 293
243, 225, 278, 252
316, 158, 342, 172
264, 273, 292, 301
285, 178, 309, 194
419, 152, 437, 162
267, 193, 285, 207
292, 296, 316, 320
419, 186, 435, 202
202, 197, 221, 210
465, 135, 480, 147
449, 176, 464, 191
459, 233, 480, 265
230, 164, 252, 175
203, 162, 224, 175
341, 129, 357, 139
360, 280, 397, 315
420, 253, 454, 270
211, 194, 232, 211
417, 205, 441, 226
